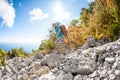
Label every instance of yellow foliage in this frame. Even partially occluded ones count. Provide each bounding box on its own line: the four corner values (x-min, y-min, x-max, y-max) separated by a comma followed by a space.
68, 26, 87, 49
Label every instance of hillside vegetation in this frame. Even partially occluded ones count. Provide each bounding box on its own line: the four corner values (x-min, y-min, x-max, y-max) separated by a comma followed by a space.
68, 0, 120, 48
39, 0, 120, 50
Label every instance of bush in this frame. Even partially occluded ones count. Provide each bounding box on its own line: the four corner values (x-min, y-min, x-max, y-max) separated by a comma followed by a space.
10, 48, 28, 58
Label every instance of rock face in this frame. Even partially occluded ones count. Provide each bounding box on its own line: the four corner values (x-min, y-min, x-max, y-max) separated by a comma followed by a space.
0, 38, 120, 80
82, 36, 99, 49
61, 56, 96, 75
46, 54, 64, 68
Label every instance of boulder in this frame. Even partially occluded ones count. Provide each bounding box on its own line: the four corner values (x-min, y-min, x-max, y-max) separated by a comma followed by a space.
89, 71, 98, 78
74, 75, 82, 80
100, 69, 108, 78
109, 74, 116, 80
46, 54, 64, 68
115, 70, 120, 76
38, 72, 55, 80
94, 46, 105, 55
55, 71, 73, 80
105, 58, 115, 63
34, 53, 44, 60
87, 36, 96, 47
4, 65, 11, 73
82, 36, 97, 49
62, 58, 96, 75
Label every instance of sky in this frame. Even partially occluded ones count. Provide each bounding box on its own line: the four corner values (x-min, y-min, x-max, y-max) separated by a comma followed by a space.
0, 0, 94, 46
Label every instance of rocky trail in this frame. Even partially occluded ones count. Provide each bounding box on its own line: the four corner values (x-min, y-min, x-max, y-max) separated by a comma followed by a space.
0, 37, 120, 80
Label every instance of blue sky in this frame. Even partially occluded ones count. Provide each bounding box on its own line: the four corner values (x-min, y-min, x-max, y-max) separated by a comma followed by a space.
0, 0, 94, 46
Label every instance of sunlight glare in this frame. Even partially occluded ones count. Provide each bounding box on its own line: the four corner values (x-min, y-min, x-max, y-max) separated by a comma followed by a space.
53, 1, 63, 16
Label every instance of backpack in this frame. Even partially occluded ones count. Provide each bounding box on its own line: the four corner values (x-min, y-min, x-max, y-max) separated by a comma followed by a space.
60, 25, 67, 37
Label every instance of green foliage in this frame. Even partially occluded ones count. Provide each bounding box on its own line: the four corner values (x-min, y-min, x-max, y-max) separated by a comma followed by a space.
0, 49, 8, 66
68, 0, 120, 49
39, 39, 54, 50
10, 48, 28, 58
0, 49, 6, 57
70, 19, 79, 26
39, 29, 55, 51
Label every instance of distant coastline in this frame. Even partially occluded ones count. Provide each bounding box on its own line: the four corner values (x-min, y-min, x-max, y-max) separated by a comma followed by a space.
0, 43, 39, 53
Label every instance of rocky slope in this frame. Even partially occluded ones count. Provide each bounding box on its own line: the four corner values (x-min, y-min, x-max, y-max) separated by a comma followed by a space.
0, 37, 120, 80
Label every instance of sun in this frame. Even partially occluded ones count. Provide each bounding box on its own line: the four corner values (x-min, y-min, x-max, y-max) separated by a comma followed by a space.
53, 1, 70, 21
53, 1, 63, 15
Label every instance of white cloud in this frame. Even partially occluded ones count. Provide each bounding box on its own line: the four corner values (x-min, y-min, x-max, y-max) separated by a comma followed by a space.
87, 0, 94, 3
53, 1, 71, 21
29, 8, 49, 21
0, 0, 15, 28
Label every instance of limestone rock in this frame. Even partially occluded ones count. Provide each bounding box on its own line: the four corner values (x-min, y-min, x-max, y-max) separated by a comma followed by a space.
38, 72, 55, 80
46, 54, 64, 68
94, 47, 105, 55
105, 58, 115, 63
62, 57, 96, 75
55, 71, 73, 80
109, 74, 116, 80
82, 36, 97, 49
89, 71, 98, 78
115, 70, 120, 76
74, 75, 82, 80
4, 65, 11, 73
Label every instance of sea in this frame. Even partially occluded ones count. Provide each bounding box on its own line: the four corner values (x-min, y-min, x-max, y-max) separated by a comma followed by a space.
0, 43, 39, 53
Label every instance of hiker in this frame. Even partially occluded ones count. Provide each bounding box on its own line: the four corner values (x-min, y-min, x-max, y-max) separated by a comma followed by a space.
52, 22, 66, 54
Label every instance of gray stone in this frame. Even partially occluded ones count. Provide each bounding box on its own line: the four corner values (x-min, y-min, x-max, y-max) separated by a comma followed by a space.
112, 62, 118, 69
100, 69, 108, 78
51, 67, 59, 73
106, 46, 112, 51
0, 66, 4, 71
94, 47, 105, 55
11, 74, 17, 80
95, 42, 101, 46
82, 42, 89, 49
2, 75, 13, 80
29, 75, 38, 80
56, 71, 73, 80
62, 58, 96, 75
24, 58, 33, 66
82, 48, 92, 54
74, 75, 82, 80
34, 53, 44, 60
46, 54, 64, 68
0, 71, 2, 77
87, 78, 94, 80
109, 74, 116, 80
87, 36, 96, 47
17, 74, 29, 80
115, 70, 120, 76
17, 62, 27, 70
38, 72, 55, 80
89, 71, 97, 78
117, 61, 120, 69
7, 63, 17, 73
4, 65, 11, 73
82, 48, 96, 60
116, 76, 120, 80
105, 58, 115, 63
82, 36, 97, 49
82, 75, 89, 80
107, 70, 114, 75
